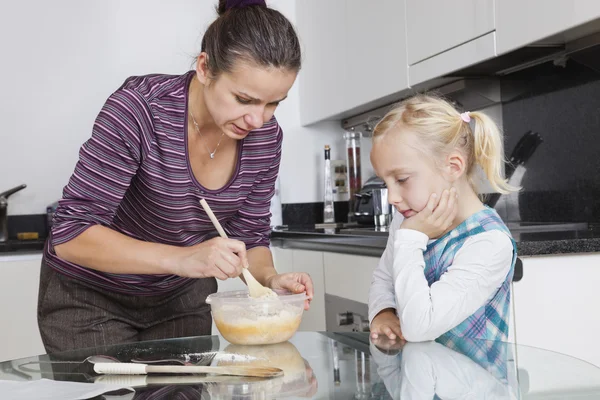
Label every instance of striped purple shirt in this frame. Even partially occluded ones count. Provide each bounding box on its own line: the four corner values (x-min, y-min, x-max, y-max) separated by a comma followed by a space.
45, 71, 282, 295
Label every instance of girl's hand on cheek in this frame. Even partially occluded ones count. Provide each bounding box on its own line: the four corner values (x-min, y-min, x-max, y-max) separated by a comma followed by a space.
400, 188, 458, 238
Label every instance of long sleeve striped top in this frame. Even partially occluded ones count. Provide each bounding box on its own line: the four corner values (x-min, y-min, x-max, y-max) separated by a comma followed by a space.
44, 71, 282, 295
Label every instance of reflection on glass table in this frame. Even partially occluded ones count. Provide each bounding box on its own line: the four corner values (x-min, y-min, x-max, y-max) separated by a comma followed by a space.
1, 332, 600, 399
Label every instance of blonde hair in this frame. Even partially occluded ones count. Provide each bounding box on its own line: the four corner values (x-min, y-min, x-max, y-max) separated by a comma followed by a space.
373, 93, 518, 195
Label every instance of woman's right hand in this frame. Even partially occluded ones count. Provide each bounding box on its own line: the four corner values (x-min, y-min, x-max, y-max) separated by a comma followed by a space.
168, 237, 249, 280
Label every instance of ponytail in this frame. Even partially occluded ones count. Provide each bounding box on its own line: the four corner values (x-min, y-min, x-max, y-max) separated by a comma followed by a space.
469, 112, 519, 194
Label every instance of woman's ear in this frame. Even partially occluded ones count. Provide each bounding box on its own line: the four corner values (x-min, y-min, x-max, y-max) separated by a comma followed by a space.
445, 151, 467, 182
195, 52, 210, 85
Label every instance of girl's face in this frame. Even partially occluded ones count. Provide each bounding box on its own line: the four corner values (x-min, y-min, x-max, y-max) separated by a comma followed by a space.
371, 130, 452, 219
197, 54, 297, 140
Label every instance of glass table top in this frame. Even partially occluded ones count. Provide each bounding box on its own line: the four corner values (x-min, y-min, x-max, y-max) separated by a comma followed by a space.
1, 332, 600, 399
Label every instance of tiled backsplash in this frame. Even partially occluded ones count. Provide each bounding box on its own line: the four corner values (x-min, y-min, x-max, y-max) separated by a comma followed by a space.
282, 202, 350, 226
500, 60, 600, 223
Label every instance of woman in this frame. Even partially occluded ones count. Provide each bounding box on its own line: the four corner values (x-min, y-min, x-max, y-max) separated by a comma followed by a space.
38, 0, 313, 353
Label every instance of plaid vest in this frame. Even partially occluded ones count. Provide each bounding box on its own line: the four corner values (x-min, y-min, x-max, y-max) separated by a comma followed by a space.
423, 207, 516, 342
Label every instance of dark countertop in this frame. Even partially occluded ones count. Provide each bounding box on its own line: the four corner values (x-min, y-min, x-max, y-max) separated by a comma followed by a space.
4, 223, 599, 258
0, 239, 45, 254
271, 223, 600, 257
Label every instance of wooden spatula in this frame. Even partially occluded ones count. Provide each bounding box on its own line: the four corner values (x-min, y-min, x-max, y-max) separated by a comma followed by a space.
199, 199, 276, 299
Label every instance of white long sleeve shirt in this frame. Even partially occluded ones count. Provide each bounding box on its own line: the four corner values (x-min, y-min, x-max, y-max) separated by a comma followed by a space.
368, 213, 514, 342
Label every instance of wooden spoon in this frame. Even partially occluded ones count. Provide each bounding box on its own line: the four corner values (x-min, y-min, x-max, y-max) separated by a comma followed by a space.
199, 199, 276, 299
93, 362, 283, 378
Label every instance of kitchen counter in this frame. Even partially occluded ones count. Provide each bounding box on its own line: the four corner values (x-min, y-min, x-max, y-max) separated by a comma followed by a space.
1, 332, 599, 398
4, 222, 598, 258
271, 223, 600, 257
0, 239, 45, 254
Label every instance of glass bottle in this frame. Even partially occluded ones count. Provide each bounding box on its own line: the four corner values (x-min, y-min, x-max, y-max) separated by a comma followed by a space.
344, 130, 362, 220
323, 145, 335, 223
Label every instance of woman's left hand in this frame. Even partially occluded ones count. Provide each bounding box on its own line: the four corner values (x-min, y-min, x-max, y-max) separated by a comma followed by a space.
266, 272, 314, 310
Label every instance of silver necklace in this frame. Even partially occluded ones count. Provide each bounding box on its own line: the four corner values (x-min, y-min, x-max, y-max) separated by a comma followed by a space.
189, 112, 225, 159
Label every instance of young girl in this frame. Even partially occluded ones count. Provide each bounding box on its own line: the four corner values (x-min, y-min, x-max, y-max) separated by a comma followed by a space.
368, 94, 518, 343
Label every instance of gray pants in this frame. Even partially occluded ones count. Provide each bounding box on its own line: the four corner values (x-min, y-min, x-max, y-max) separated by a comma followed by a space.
37, 260, 216, 354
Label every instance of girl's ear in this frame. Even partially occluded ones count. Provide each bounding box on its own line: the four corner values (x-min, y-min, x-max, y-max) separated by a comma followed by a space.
445, 151, 467, 182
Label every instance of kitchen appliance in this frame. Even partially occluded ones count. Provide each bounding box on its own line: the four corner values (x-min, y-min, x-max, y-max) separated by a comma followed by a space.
325, 294, 370, 333
0, 184, 27, 243
353, 176, 391, 226
372, 188, 393, 228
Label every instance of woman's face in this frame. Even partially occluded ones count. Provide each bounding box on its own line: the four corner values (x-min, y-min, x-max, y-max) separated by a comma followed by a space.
197, 54, 297, 140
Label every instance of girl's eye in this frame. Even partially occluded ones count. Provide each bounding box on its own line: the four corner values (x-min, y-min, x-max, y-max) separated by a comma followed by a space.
397, 177, 408, 184
236, 96, 252, 105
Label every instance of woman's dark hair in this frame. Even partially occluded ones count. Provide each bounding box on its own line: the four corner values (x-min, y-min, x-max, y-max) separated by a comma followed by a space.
200, 0, 302, 76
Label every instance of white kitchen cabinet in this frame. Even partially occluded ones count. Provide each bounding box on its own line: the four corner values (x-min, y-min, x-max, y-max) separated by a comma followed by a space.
0, 255, 45, 362
406, 0, 497, 87
513, 253, 600, 368
296, 0, 348, 125
496, 0, 600, 55
405, 0, 495, 65
291, 250, 326, 332
272, 246, 294, 275
323, 253, 379, 304
297, 0, 409, 125
344, 0, 409, 112
408, 32, 497, 86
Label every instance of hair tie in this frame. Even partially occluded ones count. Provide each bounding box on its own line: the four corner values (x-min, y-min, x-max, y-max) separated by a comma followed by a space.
460, 111, 471, 123
225, 0, 266, 10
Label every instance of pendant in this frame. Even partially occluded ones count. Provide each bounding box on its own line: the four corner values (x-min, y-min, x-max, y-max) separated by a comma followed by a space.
210, 152, 215, 159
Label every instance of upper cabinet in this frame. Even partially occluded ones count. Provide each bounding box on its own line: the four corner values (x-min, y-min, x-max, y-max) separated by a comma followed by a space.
496, 0, 600, 55
406, 0, 497, 86
297, 0, 409, 126
297, 1, 600, 125
344, 0, 409, 112
296, 0, 348, 126
405, 0, 495, 65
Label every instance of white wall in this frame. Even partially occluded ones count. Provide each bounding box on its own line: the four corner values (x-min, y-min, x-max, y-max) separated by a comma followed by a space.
0, 0, 344, 216
265, 0, 348, 205
2, 0, 499, 212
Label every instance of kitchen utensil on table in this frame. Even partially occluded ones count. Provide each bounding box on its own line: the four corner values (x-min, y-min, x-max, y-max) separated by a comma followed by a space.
17, 355, 121, 373
131, 352, 216, 366
199, 198, 275, 299
93, 362, 283, 378
93, 373, 263, 387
